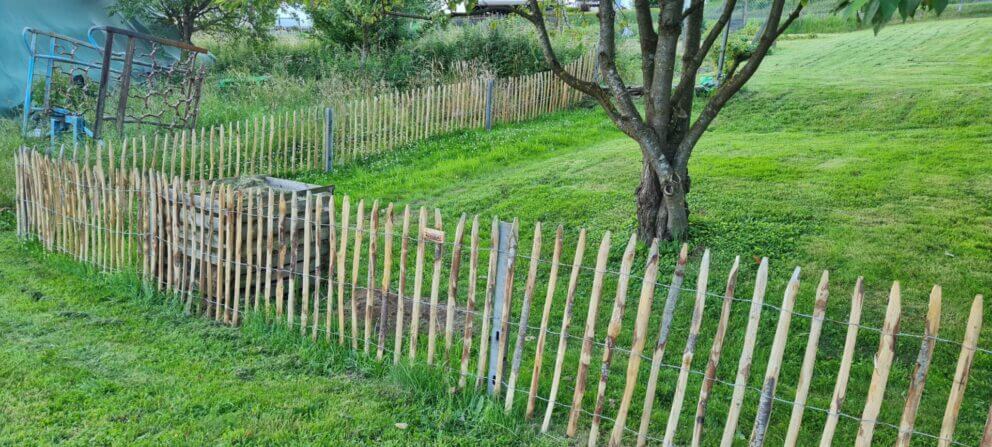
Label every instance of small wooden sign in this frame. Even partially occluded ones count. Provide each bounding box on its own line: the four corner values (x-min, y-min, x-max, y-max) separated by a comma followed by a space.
423, 228, 445, 244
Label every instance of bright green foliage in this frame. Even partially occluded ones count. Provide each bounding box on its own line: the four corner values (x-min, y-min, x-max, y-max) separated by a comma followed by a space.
307, 0, 436, 52
111, 0, 277, 43
410, 20, 586, 78
836, 0, 951, 31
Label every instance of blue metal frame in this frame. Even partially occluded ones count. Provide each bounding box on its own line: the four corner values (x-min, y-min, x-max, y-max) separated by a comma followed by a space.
21, 26, 209, 144
48, 108, 93, 148
21, 31, 37, 134
21, 27, 104, 137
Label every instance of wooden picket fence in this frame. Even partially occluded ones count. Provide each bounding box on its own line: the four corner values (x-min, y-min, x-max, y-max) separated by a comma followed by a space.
62, 54, 596, 179
16, 148, 992, 446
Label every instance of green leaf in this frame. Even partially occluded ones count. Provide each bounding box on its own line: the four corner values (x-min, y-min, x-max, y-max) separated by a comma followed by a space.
863, 0, 881, 25
897, 0, 918, 20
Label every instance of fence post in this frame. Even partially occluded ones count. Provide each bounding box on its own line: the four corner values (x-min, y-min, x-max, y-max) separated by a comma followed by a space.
487, 220, 514, 394
323, 107, 334, 172
484, 79, 495, 132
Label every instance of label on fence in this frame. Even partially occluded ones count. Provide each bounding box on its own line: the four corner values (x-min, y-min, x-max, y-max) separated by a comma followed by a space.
423, 228, 445, 244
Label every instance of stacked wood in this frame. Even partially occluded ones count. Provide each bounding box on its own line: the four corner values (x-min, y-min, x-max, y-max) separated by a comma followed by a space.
157, 175, 334, 306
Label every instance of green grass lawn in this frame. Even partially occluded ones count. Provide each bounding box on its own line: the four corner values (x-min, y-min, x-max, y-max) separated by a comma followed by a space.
298, 17, 992, 330
289, 18, 991, 444
0, 229, 556, 446
2, 15, 991, 447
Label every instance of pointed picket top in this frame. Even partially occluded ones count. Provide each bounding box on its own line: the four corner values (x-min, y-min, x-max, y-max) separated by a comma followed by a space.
855, 281, 902, 447
938, 294, 984, 447
819, 277, 865, 447
896, 284, 942, 447
749, 266, 801, 447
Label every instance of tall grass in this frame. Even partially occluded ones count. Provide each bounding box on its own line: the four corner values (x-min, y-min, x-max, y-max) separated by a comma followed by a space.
0, 119, 23, 207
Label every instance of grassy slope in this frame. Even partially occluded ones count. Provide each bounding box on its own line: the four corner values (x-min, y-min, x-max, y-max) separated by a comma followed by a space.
0, 232, 555, 446
2, 16, 991, 447
288, 18, 992, 444
300, 17, 992, 327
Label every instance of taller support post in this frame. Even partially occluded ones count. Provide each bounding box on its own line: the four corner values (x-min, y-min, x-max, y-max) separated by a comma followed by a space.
487, 220, 514, 393
324, 107, 334, 171
484, 79, 495, 132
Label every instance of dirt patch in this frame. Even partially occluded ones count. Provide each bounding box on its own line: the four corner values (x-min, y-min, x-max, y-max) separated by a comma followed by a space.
348, 286, 471, 338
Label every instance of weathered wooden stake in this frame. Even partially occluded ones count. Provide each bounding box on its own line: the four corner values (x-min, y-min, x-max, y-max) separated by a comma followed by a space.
566, 231, 612, 437
854, 281, 902, 447
637, 244, 690, 447
364, 200, 380, 354
409, 207, 428, 360
662, 249, 711, 447
818, 277, 865, 447
588, 234, 638, 446
475, 217, 501, 390
526, 225, 564, 419
376, 204, 394, 361
938, 294, 983, 447
505, 223, 543, 412
426, 210, 445, 365
749, 267, 802, 447
445, 214, 468, 363
690, 256, 740, 447
782, 270, 831, 447
458, 216, 481, 388
895, 284, 941, 447
394, 205, 412, 364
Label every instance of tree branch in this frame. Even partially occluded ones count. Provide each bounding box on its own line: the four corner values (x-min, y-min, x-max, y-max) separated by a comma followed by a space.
513, 1, 603, 98
633, 0, 658, 105
776, 3, 805, 35
647, 0, 682, 142
672, 0, 737, 101
517, 0, 672, 179
674, 0, 705, 131
385, 10, 432, 21
674, 0, 802, 169
597, 0, 643, 122
681, 0, 706, 20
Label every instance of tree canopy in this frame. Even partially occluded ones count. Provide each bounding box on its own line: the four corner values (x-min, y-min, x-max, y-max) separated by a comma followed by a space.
112, 0, 277, 43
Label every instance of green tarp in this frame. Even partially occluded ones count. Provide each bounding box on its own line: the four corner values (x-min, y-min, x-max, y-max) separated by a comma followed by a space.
0, 0, 181, 114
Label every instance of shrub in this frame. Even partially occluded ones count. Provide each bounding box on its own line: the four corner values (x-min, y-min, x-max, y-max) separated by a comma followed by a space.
409, 20, 586, 79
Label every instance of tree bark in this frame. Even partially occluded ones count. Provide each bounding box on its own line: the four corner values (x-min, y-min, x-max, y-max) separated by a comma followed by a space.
636, 155, 690, 242
636, 158, 663, 241
180, 13, 195, 44
514, 0, 800, 244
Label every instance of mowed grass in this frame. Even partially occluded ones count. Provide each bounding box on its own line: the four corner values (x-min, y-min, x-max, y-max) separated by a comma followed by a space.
284, 17, 992, 445
0, 230, 556, 446
298, 17, 992, 329
1, 16, 991, 447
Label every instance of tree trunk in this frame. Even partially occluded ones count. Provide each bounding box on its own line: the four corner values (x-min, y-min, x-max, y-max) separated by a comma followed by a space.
636, 158, 690, 242
180, 14, 195, 45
